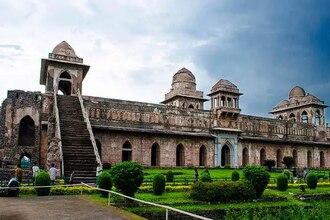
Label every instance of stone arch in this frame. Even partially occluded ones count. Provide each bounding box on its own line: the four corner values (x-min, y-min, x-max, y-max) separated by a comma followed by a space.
292, 149, 298, 167
58, 71, 72, 95
315, 110, 321, 125
307, 150, 312, 168
260, 148, 266, 165
221, 143, 231, 167
122, 141, 132, 161
151, 142, 160, 166
276, 149, 282, 167
289, 113, 296, 122
188, 104, 194, 109
176, 144, 185, 166
18, 115, 35, 146
301, 111, 308, 123
320, 151, 325, 168
20, 153, 31, 169
278, 115, 283, 120
199, 145, 207, 167
95, 139, 102, 161
242, 147, 249, 166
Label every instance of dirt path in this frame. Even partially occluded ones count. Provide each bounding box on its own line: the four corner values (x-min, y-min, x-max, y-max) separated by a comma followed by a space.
0, 195, 144, 220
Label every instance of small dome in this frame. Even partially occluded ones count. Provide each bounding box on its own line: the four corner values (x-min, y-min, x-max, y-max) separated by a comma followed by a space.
211, 79, 239, 94
289, 86, 305, 99
172, 68, 196, 84
52, 41, 77, 57
275, 99, 289, 108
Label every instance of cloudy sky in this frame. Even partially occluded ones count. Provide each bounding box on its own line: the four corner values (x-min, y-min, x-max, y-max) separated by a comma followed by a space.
0, 0, 329, 123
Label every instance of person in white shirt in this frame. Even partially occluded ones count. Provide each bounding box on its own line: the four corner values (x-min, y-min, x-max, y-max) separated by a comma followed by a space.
32, 162, 40, 183
49, 163, 57, 185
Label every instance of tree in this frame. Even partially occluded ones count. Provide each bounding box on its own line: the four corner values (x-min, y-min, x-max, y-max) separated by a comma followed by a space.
263, 160, 276, 172
243, 166, 270, 198
282, 156, 295, 169
110, 161, 144, 198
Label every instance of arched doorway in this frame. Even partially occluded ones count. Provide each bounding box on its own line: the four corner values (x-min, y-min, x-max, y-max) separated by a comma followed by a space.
58, 72, 72, 95
320, 151, 325, 168
242, 147, 249, 166
276, 149, 282, 167
307, 150, 312, 168
151, 143, 160, 166
95, 139, 102, 161
176, 144, 185, 166
122, 141, 132, 161
18, 116, 35, 146
199, 145, 207, 167
221, 145, 230, 167
260, 148, 266, 165
292, 149, 298, 167
20, 153, 31, 169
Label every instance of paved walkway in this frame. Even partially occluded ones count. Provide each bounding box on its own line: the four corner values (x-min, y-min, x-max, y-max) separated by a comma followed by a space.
0, 195, 143, 220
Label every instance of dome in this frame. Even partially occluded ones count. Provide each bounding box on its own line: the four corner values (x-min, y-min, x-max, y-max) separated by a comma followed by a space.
289, 86, 305, 99
172, 68, 196, 85
211, 79, 239, 94
275, 99, 289, 108
52, 41, 77, 57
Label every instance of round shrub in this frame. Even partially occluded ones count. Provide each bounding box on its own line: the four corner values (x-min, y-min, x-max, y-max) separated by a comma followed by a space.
110, 161, 144, 197
200, 173, 212, 182
243, 165, 270, 198
231, 171, 240, 181
283, 169, 291, 179
153, 174, 166, 195
307, 173, 318, 189
98, 171, 112, 197
34, 170, 51, 196
277, 173, 288, 191
166, 171, 174, 182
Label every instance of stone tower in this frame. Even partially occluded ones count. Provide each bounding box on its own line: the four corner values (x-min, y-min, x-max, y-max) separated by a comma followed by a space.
40, 41, 90, 95
271, 86, 327, 126
162, 68, 207, 109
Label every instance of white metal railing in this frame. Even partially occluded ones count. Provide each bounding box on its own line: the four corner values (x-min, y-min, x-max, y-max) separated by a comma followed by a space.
54, 91, 64, 176
81, 182, 212, 220
77, 89, 102, 169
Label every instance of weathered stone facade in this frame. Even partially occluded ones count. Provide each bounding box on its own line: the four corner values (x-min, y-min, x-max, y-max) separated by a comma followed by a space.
0, 41, 329, 173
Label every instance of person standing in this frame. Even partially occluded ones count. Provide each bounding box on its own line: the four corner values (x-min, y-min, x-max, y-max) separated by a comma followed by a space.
49, 164, 57, 185
15, 164, 23, 183
194, 168, 199, 183
32, 162, 40, 183
303, 167, 308, 182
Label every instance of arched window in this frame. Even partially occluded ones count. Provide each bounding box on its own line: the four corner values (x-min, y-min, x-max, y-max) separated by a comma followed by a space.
242, 147, 249, 166
320, 151, 325, 168
276, 149, 282, 168
278, 115, 283, 120
188, 104, 194, 109
95, 139, 102, 161
20, 153, 31, 169
176, 144, 185, 166
315, 110, 321, 126
60, 72, 71, 79
260, 148, 266, 165
293, 149, 298, 167
221, 144, 231, 167
199, 145, 207, 167
301, 111, 308, 123
307, 150, 312, 168
122, 141, 132, 161
151, 143, 160, 166
289, 113, 296, 122
18, 116, 35, 146
58, 71, 72, 95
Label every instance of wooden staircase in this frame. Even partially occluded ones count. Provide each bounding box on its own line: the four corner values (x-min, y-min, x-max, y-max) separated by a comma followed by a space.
57, 95, 97, 183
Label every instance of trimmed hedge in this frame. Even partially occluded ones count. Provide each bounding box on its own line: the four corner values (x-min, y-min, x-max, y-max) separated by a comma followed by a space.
243, 166, 270, 198
98, 171, 113, 197
283, 169, 291, 180
18, 186, 98, 195
138, 185, 190, 193
231, 171, 240, 181
307, 173, 318, 189
277, 174, 288, 191
200, 173, 212, 182
153, 174, 166, 195
190, 181, 256, 203
34, 170, 51, 196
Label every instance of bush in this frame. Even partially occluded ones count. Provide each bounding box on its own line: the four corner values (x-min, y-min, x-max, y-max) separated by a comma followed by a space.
166, 171, 174, 182
307, 173, 318, 189
98, 171, 112, 197
282, 156, 294, 168
200, 173, 212, 182
263, 160, 276, 172
190, 181, 255, 203
153, 174, 166, 195
277, 174, 288, 191
34, 170, 51, 196
110, 161, 144, 197
243, 166, 270, 198
283, 169, 291, 179
231, 171, 240, 181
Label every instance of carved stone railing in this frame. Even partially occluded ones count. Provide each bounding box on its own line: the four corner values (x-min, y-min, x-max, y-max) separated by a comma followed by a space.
53, 91, 64, 176
77, 89, 102, 169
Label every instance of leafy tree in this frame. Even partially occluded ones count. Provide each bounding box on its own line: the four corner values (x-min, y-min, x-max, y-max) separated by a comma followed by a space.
263, 160, 276, 172
110, 161, 144, 198
231, 171, 240, 181
282, 156, 295, 169
243, 166, 270, 198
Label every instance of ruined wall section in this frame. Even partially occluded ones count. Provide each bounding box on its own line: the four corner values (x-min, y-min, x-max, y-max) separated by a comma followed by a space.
0, 90, 43, 167
83, 96, 213, 134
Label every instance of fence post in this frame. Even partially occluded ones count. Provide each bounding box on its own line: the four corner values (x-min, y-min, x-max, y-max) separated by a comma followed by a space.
108, 191, 111, 206
81, 187, 83, 195
166, 208, 168, 220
